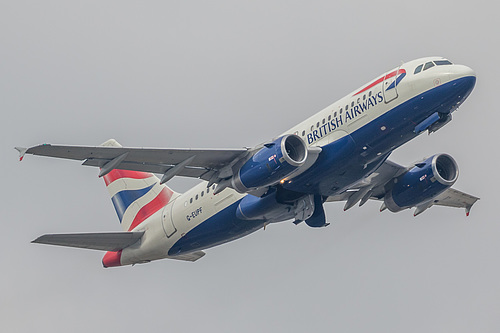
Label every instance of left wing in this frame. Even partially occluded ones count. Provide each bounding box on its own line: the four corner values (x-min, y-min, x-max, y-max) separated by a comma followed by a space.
18, 141, 248, 183
432, 188, 479, 216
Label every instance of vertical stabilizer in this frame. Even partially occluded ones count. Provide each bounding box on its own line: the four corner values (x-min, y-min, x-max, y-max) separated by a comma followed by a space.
100, 139, 178, 231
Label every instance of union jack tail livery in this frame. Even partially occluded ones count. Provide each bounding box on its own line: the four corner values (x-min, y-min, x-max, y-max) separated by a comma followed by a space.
100, 139, 177, 232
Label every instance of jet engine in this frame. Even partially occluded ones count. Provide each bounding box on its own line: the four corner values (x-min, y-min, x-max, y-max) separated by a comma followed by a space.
232, 134, 308, 193
236, 189, 315, 222
384, 154, 459, 212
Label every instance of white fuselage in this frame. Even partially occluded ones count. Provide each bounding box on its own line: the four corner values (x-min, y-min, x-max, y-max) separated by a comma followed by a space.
119, 57, 475, 265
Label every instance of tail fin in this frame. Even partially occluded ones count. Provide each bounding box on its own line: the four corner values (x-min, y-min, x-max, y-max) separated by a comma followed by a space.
100, 139, 178, 231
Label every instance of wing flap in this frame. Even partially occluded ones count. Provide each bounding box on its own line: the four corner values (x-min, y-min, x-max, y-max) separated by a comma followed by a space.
432, 188, 479, 215
32, 232, 145, 251
82, 158, 210, 178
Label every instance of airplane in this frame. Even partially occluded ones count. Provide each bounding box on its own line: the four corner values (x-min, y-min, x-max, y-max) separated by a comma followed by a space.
16, 56, 479, 267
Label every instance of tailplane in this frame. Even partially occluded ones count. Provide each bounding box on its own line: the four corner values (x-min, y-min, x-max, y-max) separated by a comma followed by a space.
32, 232, 144, 251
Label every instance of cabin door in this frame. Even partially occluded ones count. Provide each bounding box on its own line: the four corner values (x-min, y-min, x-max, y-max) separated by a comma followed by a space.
382, 67, 400, 103
161, 204, 177, 238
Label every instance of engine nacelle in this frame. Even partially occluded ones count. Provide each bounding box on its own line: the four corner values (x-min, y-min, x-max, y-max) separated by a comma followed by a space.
236, 190, 314, 222
232, 134, 307, 193
384, 154, 459, 212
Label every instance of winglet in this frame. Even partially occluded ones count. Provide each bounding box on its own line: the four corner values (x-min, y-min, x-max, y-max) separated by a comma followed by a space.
465, 197, 480, 216
465, 205, 472, 217
14, 147, 28, 161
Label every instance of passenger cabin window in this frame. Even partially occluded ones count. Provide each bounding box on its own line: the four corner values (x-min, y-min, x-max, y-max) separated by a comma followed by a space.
302, 130, 305, 136
414, 64, 423, 74
423, 61, 435, 71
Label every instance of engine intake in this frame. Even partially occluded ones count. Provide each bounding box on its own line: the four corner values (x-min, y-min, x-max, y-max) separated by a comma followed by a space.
384, 154, 459, 212
232, 134, 307, 193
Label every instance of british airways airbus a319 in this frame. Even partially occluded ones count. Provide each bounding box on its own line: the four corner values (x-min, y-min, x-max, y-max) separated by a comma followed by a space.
17, 57, 479, 267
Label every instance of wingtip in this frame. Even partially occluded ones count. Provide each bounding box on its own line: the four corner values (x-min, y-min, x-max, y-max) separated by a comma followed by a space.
465, 204, 474, 217
31, 236, 42, 244
14, 147, 27, 161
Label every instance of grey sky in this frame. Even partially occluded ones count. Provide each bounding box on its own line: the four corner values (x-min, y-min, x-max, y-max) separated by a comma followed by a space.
2, 1, 498, 332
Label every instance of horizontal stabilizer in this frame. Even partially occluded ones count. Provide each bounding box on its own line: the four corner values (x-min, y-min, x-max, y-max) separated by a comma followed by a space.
170, 251, 206, 262
32, 232, 144, 251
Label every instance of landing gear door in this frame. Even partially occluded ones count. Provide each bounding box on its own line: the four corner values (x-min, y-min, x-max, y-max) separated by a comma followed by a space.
161, 204, 177, 238
383, 67, 400, 103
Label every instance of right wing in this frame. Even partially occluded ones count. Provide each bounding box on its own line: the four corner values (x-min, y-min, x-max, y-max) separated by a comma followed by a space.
19, 140, 249, 182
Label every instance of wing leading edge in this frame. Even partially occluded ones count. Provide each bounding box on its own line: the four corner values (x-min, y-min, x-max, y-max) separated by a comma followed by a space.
21, 142, 248, 181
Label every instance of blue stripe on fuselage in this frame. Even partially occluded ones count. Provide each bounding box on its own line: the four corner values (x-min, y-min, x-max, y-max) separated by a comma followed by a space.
168, 200, 264, 256
283, 75, 476, 196
169, 75, 476, 254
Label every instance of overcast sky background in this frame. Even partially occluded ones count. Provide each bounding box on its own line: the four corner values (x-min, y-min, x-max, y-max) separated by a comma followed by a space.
2, 1, 499, 332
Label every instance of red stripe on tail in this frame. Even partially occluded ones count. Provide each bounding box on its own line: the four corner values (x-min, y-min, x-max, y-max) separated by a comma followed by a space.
103, 169, 152, 186
127, 187, 174, 231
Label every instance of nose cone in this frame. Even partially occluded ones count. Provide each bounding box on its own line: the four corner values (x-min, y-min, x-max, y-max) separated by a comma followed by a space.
443, 64, 476, 112
452, 65, 476, 98
449, 64, 476, 81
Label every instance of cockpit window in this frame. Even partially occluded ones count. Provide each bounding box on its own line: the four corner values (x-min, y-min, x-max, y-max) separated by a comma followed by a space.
434, 60, 453, 66
414, 64, 423, 74
423, 61, 435, 71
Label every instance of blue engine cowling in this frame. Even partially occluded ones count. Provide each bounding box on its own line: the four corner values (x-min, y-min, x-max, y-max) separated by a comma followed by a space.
236, 189, 315, 222
384, 154, 459, 212
232, 134, 308, 193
